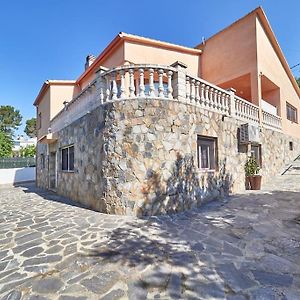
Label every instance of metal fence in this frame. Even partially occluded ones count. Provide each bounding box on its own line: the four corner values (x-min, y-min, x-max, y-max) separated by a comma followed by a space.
0, 157, 36, 169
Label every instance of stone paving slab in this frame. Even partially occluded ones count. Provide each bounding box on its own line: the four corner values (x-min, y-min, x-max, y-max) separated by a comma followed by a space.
0, 176, 300, 299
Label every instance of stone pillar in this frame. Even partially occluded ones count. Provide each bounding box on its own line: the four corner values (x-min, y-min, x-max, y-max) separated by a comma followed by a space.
95, 66, 109, 103
228, 87, 236, 117
171, 61, 187, 102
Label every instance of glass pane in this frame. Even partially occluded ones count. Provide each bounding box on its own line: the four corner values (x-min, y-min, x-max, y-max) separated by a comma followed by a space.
69, 146, 74, 171
251, 145, 260, 165
62, 148, 68, 171
201, 145, 209, 169
209, 144, 215, 169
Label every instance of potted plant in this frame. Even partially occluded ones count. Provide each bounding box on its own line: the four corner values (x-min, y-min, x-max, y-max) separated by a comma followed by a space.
245, 157, 262, 190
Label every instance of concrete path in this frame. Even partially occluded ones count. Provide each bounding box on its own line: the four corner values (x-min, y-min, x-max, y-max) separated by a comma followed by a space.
0, 172, 300, 299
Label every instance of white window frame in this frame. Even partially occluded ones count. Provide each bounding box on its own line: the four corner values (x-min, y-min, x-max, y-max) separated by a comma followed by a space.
197, 136, 217, 171
61, 145, 74, 172
286, 102, 298, 123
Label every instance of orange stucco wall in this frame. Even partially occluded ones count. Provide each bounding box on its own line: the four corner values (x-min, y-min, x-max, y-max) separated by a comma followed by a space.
50, 85, 77, 118
199, 13, 259, 105
198, 12, 300, 138
37, 89, 51, 139
37, 84, 76, 139
80, 44, 125, 89
256, 17, 300, 138
124, 41, 200, 77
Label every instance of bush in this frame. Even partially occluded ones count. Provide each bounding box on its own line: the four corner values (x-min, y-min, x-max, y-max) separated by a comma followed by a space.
245, 157, 260, 176
19, 145, 36, 157
0, 131, 13, 157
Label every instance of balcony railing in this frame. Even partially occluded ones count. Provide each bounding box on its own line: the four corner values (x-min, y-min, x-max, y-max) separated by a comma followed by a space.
233, 95, 260, 124
262, 110, 282, 130
50, 62, 283, 134
185, 76, 230, 115
99, 64, 176, 101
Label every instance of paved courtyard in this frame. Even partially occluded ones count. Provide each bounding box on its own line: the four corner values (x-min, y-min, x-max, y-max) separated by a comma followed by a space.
0, 172, 300, 299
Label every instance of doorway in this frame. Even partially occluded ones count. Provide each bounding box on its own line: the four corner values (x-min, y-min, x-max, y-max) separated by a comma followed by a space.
49, 151, 57, 190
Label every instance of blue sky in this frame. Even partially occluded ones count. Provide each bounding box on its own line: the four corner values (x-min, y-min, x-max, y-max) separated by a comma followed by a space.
0, 0, 299, 136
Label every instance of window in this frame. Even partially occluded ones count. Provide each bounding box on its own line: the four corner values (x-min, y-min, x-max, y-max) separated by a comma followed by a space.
61, 145, 74, 171
41, 154, 45, 169
289, 141, 293, 151
286, 102, 298, 123
197, 136, 218, 170
250, 144, 262, 167
37, 112, 42, 129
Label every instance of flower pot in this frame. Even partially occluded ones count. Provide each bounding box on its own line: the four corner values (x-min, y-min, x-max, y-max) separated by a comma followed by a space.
247, 175, 262, 190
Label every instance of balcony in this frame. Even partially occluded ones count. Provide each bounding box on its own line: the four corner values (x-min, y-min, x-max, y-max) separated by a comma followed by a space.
50, 62, 282, 135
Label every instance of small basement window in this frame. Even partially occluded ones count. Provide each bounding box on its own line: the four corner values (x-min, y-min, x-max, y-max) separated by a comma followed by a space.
61, 145, 74, 172
289, 141, 293, 151
197, 136, 218, 171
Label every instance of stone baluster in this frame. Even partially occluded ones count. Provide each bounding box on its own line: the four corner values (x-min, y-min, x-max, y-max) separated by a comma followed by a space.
209, 87, 214, 108
106, 75, 110, 100
99, 87, 104, 104
158, 69, 164, 98
200, 83, 205, 106
119, 70, 126, 99
129, 69, 135, 98
167, 70, 173, 99
95, 66, 108, 104
149, 68, 155, 97
205, 85, 209, 107
221, 93, 225, 112
214, 90, 219, 110
186, 77, 190, 102
111, 72, 118, 100
190, 79, 195, 104
245, 104, 248, 120
195, 81, 200, 104
138, 68, 145, 97
236, 99, 240, 117
218, 91, 222, 111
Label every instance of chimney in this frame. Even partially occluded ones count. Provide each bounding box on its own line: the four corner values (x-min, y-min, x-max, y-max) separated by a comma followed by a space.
85, 54, 96, 70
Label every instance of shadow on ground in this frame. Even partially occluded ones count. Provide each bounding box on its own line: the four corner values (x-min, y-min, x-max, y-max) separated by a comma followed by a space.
12, 181, 90, 210
82, 189, 300, 298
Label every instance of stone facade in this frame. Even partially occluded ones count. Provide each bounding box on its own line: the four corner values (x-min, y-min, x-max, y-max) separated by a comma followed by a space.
37, 97, 300, 216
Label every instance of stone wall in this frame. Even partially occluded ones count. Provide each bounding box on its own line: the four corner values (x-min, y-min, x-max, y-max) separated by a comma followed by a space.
36, 98, 300, 216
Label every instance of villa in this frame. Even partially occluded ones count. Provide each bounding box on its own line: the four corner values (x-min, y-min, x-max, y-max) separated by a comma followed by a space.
34, 7, 300, 216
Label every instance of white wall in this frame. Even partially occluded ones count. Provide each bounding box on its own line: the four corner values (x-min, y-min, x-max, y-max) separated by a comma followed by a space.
261, 99, 277, 115
0, 167, 36, 185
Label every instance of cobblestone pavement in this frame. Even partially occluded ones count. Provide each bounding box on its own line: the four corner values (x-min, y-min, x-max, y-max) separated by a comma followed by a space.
1, 173, 300, 300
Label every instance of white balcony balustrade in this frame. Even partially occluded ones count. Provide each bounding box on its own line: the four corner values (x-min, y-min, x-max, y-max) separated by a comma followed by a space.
99, 65, 176, 101
262, 110, 282, 130
50, 63, 283, 134
233, 95, 260, 124
185, 76, 230, 115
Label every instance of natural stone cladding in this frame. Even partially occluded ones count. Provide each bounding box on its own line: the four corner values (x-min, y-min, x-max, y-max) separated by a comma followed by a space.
37, 98, 300, 216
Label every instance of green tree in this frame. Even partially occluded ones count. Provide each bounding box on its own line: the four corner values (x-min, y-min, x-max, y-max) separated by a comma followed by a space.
19, 145, 36, 157
296, 77, 300, 88
0, 105, 22, 136
24, 117, 37, 138
0, 131, 13, 157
